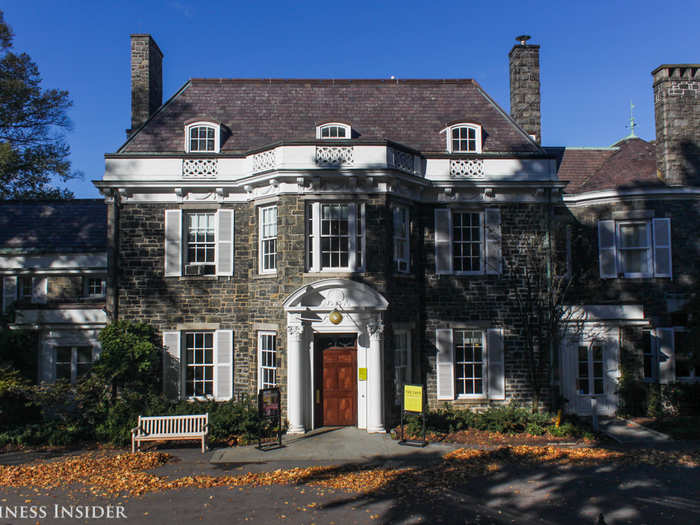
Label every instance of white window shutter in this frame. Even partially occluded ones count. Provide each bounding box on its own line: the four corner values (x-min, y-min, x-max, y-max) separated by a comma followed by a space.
598, 220, 617, 278
2, 276, 17, 312
162, 331, 182, 399
164, 210, 182, 277
214, 330, 233, 400
32, 277, 48, 304
436, 328, 454, 400
652, 218, 672, 278
434, 209, 452, 274
657, 328, 675, 384
216, 209, 234, 276
487, 328, 505, 400
485, 208, 502, 275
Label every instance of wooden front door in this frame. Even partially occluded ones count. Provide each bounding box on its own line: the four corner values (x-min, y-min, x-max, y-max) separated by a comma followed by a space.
315, 334, 357, 426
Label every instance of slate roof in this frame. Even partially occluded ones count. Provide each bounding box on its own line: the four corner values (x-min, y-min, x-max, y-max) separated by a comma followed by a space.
119, 79, 542, 155
0, 200, 107, 254
549, 138, 663, 194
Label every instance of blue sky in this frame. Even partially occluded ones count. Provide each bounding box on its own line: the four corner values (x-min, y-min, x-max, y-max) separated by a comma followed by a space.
3, 0, 699, 198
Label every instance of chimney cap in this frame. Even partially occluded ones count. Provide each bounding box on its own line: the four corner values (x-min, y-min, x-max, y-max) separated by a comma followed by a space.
515, 35, 531, 45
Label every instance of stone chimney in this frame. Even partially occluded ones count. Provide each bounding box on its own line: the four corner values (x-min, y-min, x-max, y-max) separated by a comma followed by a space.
128, 34, 163, 136
652, 64, 700, 187
509, 35, 541, 145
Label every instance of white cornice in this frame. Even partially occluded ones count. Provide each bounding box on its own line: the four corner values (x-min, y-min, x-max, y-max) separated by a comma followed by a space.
563, 187, 700, 206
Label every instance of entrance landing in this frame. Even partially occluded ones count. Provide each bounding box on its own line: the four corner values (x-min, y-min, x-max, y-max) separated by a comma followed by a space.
211, 427, 459, 464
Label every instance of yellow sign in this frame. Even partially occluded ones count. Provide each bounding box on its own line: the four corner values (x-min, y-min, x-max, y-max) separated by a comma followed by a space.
403, 385, 423, 413
358, 368, 367, 381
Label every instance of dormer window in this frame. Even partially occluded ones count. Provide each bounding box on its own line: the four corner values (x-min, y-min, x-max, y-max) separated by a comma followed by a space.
444, 124, 482, 153
317, 123, 351, 139
185, 122, 220, 153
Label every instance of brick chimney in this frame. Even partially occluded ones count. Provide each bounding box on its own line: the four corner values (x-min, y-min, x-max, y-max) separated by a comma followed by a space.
509, 35, 541, 145
652, 64, 700, 186
128, 34, 163, 136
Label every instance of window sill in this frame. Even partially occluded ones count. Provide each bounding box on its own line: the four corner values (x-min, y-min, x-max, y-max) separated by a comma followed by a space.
303, 271, 364, 277
255, 273, 278, 279
177, 275, 218, 281
456, 394, 487, 400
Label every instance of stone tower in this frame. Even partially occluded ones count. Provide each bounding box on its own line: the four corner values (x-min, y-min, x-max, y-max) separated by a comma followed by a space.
129, 34, 163, 136
509, 35, 541, 145
652, 64, 700, 186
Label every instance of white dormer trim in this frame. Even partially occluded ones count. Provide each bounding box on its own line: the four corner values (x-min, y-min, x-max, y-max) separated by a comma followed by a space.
316, 122, 351, 140
185, 121, 221, 153
441, 123, 483, 153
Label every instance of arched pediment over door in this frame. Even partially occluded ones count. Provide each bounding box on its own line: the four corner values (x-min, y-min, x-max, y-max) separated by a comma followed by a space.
282, 278, 389, 314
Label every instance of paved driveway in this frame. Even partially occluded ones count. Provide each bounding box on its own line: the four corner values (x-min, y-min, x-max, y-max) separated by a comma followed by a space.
1, 429, 698, 524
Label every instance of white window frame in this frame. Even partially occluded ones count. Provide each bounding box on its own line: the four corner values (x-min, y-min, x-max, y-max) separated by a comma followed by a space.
452, 211, 484, 275
259, 205, 278, 274
598, 218, 671, 279
616, 221, 652, 278
454, 329, 487, 399
185, 121, 220, 153
316, 122, 351, 139
393, 206, 410, 273
306, 202, 365, 272
85, 277, 106, 298
257, 331, 277, 390
55, 345, 93, 384
442, 123, 483, 153
184, 331, 215, 399
642, 328, 657, 382
19, 275, 33, 301
184, 211, 216, 276
576, 342, 605, 396
393, 329, 412, 403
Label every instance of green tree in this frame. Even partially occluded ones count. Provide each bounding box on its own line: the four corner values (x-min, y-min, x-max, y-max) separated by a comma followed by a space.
0, 10, 76, 199
95, 320, 162, 402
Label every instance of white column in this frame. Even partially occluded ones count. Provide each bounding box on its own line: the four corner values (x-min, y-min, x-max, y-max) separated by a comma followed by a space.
366, 320, 385, 433
286, 324, 306, 434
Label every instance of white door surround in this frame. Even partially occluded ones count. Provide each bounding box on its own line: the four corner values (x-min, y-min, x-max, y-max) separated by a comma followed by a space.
282, 279, 389, 433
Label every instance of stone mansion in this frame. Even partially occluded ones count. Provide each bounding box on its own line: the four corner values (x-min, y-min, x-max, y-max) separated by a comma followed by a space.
1, 35, 697, 433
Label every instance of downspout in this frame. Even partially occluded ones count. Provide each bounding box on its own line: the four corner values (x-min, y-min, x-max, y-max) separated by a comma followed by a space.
106, 189, 120, 321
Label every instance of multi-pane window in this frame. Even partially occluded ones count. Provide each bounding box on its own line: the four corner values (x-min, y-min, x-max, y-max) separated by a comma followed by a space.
674, 330, 695, 379
259, 206, 277, 273
393, 207, 410, 273
55, 346, 92, 383
306, 202, 365, 272
19, 276, 33, 300
86, 277, 106, 297
258, 332, 277, 389
598, 218, 671, 279
617, 222, 650, 276
453, 212, 482, 273
318, 123, 350, 139
186, 212, 216, 275
642, 329, 656, 381
188, 125, 216, 152
577, 344, 604, 395
451, 126, 478, 152
455, 329, 484, 396
185, 332, 214, 397
393, 330, 411, 401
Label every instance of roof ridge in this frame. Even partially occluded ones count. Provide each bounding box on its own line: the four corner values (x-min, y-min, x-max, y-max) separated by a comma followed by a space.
188, 78, 477, 84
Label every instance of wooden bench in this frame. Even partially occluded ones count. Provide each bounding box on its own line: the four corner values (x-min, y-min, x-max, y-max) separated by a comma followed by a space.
131, 413, 209, 453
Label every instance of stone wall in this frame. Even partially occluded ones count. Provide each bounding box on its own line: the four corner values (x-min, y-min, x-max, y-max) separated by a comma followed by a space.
564, 197, 699, 325
653, 65, 700, 187
509, 43, 542, 144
